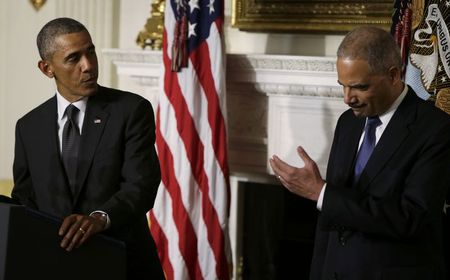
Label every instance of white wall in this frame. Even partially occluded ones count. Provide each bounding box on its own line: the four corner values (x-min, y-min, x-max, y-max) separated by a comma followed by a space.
0, 0, 7, 179
0, 0, 343, 180
0, 0, 58, 179
118, 0, 153, 49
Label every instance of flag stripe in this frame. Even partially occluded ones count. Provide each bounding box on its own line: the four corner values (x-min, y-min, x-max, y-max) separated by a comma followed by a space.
190, 41, 229, 278
149, 211, 174, 280
191, 37, 229, 182
152, 181, 191, 280
158, 45, 205, 280
159, 63, 217, 278
184, 18, 229, 228
173, 46, 227, 277
203, 24, 230, 220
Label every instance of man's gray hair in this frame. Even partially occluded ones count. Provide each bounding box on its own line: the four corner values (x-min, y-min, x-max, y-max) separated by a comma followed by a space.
37, 17, 89, 60
337, 26, 402, 74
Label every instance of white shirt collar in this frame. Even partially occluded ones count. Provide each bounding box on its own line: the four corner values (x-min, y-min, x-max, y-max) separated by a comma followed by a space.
378, 83, 408, 126
56, 91, 88, 120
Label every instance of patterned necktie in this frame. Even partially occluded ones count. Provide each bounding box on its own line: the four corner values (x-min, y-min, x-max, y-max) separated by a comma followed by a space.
62, 104, 80, 192
354, 116, 381, 182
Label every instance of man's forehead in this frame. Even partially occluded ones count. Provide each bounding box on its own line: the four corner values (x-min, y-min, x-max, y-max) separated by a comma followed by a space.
337, 57, 368, 65
54, 31, 93, 47
50, 32, 94, 55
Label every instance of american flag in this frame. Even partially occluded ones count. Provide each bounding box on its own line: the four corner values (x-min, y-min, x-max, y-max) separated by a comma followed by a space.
149, 0, 231, 277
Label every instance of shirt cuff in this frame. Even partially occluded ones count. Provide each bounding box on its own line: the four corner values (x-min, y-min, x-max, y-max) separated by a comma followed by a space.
316, 183, 327, 211
89, 210, 111, 229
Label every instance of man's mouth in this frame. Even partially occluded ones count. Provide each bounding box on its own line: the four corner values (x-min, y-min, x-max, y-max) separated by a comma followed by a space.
82, 76, 97, 83
349, 103, 365, 109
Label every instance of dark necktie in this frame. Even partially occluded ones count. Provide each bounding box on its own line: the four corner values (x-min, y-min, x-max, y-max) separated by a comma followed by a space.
354, 116, 381, 182
62, 104, 80, 192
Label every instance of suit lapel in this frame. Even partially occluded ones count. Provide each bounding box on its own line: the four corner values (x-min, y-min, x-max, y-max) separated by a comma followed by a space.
74, 90, 110, 203
339, 116, 366, 186
359, 89, 417, 188
44, 97, 64, 172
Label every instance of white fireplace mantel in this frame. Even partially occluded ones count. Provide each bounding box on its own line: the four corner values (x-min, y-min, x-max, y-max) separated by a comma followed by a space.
103, 49, 347, 279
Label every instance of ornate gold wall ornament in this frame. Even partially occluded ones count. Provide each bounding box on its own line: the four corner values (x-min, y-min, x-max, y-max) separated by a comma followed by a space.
436, 89, 450, 115
137, 0, 165, 50
29, 0, 46, 11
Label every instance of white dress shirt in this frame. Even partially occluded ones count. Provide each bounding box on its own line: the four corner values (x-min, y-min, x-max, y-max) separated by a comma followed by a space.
56, 91, 88, 152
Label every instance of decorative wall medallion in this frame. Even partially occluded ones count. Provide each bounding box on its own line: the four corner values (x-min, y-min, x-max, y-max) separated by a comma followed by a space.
29, 0, 46, 11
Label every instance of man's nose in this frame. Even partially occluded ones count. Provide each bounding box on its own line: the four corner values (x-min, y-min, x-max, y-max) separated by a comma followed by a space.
80, 56, 94, 72
343, 87, 352, 104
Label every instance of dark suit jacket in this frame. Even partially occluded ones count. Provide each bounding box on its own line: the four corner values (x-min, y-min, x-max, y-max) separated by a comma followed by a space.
12, 86, 164, 279
310, 88, 450, 280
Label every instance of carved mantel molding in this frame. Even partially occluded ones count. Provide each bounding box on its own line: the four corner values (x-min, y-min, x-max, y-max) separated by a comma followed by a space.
103, 49, 342, 96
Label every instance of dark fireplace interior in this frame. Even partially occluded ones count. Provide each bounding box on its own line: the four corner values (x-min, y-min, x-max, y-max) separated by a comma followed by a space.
242, 182, 318, 280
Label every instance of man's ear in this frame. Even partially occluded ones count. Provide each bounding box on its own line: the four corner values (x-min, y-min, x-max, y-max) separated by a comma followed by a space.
38, 60, 54, 78
388, 66, 402, 85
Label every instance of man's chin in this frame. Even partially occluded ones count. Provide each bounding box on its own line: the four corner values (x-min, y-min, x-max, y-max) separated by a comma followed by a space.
82, 84, 99, 96
351, 108, 368, 118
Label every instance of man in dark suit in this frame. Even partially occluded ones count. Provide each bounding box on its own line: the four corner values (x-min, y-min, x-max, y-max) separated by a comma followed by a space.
11, 18, 164, 279
270, 26, 450, 280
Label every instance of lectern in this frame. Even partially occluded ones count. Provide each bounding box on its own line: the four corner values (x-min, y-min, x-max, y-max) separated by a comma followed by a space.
0, 203, 126, 280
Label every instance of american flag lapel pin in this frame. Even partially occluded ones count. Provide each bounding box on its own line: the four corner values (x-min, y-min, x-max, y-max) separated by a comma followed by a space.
94, 118, 101, 124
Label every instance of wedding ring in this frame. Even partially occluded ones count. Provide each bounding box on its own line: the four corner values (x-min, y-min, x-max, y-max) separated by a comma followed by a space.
79, 227, 86, 234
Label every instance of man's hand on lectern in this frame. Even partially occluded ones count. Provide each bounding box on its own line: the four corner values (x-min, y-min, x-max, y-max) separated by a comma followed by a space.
58, 213, 107, 251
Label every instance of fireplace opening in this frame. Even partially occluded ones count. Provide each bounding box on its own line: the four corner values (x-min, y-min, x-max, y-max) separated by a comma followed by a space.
242, 181, 318, 279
